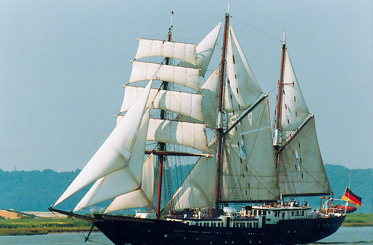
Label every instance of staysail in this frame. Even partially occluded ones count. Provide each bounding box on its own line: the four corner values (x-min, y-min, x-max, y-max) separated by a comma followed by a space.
73, 109, 151, 211
53, 79, 153, 206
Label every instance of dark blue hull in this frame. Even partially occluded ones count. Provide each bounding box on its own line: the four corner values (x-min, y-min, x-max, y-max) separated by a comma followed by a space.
93, 214, 345, 245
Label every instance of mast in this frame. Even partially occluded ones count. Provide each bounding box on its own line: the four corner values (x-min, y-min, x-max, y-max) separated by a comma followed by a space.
156, 11, 173, 220
215, 11, 229, 210
274, 33, 286, 166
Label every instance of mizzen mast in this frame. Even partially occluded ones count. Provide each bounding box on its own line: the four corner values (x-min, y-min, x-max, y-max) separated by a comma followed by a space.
156, 11, 174, 220
274, 32, 286, 166
215, 10, 230, 210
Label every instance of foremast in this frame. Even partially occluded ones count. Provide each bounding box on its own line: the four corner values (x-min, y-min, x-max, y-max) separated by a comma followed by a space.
156, 11, 174, 220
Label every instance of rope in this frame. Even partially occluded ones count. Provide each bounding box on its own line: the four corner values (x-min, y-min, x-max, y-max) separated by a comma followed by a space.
231, 17, 283, 43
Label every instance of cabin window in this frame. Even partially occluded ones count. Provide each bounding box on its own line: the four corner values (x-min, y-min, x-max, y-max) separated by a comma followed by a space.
287, 119, 290, 124
235, 74, 237, 79
233, 55, 235, 64
230, 94, 233, 99
285, 104, 287, 109
283, 90, 285, 94
294, 96, 296, 102
236, 87, 239, 93
295, 111, 298, 117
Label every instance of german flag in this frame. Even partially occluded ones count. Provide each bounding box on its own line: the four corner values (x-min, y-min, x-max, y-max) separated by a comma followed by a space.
342, 188, 362, 207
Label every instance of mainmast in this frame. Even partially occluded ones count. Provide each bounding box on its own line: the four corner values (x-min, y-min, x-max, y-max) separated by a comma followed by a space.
274, 33, 286, 166
215, 11, 229, 210
156, 11, 173, 220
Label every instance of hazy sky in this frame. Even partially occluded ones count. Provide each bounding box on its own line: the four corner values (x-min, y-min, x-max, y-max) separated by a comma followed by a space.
0, 1, 371, 172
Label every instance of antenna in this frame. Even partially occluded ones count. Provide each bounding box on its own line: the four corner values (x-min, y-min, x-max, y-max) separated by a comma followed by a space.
283, 31, 286, 44
227, 4, 230, 14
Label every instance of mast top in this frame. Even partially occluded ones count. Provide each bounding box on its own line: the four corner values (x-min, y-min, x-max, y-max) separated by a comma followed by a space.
282, 31, 286, 45
227, 4, 230, 14
169, 11, 174, 35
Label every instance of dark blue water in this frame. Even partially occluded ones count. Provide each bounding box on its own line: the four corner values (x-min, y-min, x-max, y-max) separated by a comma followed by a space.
0, 227, 371, 244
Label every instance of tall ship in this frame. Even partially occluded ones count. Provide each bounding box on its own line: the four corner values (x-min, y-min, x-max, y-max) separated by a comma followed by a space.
50, 10, 347, 245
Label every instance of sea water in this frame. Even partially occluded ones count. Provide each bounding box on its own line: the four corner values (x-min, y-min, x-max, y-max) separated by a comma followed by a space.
0, 227, 371, 244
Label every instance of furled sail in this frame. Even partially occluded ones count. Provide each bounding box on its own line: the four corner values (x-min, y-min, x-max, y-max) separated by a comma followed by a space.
104, 154, 155, 213
277, 115, 331, 196
224, 25, 262, 112
121, 86, 203, 122
278, 49, 309, 142
147, 119, 209, 153
178, 22, 222, 77
53, 79, 153, 206
73, 109, 151, 211
162, 139, 216, 213
220, 97, 279, 202
135, 39, 197, 66
129, 61, 200, 91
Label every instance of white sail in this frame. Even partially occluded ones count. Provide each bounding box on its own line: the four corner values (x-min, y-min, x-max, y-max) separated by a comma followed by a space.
278, 115, 331, 196
147, 119, 209, 153
104, 154, 155, 213
135, 39, 197, 66
220, 97, 279, 202
174, 66, 220, 128
73, 109, 151, 211
53, 79, 153, 206
224, 25, 262, 112
179, 22, 222, 77
280, 50, 310, 134
162, 139, 216, 213
129, 61, 200, 91
121, 86, 203, 122
200, 66, 220, 128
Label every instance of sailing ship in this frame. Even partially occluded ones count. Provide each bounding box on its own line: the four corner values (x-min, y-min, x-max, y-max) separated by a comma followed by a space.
49, 11, 347, 245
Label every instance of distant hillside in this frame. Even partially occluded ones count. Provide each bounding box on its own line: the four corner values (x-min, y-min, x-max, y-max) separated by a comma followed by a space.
0, 164, 371, 213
